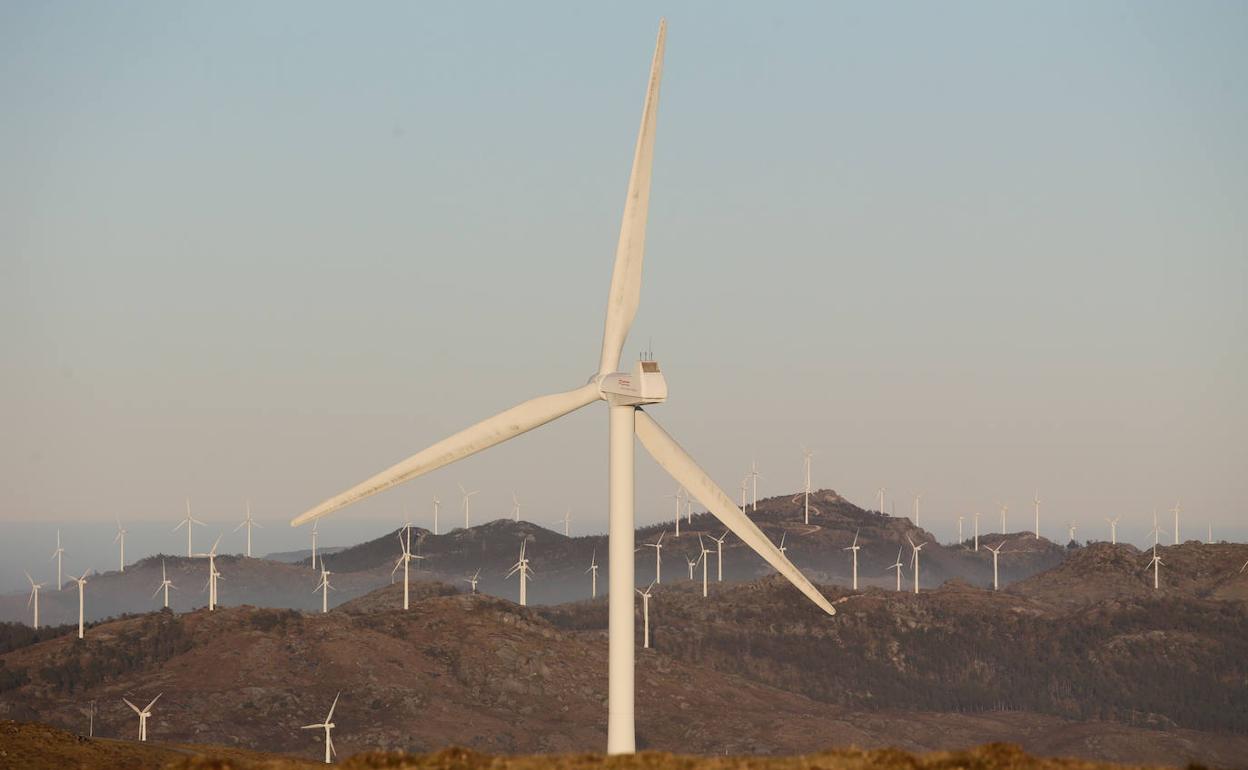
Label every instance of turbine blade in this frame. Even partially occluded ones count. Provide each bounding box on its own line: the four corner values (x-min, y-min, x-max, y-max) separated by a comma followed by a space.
123, 698, 141, 715
145, 693, 162, 711
291, 384, 599, 527
634, 409, 835, 616
326, 691, 340, 722
597, 20, 666, 375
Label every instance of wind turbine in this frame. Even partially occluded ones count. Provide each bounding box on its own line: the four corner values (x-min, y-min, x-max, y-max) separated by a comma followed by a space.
194, 535, 223, 611
739, 476, 748, 511
301, 691, 340, 764
464, 567, 482, 594
25, 572, 42, 628
284, 22, 833, 755
636, 581, 655, 649
506, 539, 532, 607
173, 498, 205, 558
643, 531, 665, 584
684, 552, 697, 580
152, 559, 176, 609
956, 515, 965, 546
843, 529, 861, 590
458, 483, 479, 529
777, 530, 787, 556
432, 496, 441, 535
666, 487, 683, 537
912, 493, 922, 525
314, 567, 334, 613
998, 503, 1009, 534
122, 693, 162, 742
1171, 501, 1181, 545
51, 530, 65, 590
888, 546, 904, 592
710, 531, 728, 582
801, 447, 813, 524
234, 500, 262, 557
696, 535, 713, 598
1105, 516, 1121, 545
562, 507, 572, 537
1032, 491, 1041, 539
310, 522, 320, 571
114, 519, 128, 572
1149, 509, 1165, 547
587, 549, 600, 598
973, 512, 981, 552
1146, 544, 1164, 590
907, 536, 926, 594
877, 487, 886, 515
72, 569, 89, 639
1066, 521, 1078, 544
747, 460, 761, 511
392, 528, 415, 610
511, 491, 522, 522
985, 541, 1005, 591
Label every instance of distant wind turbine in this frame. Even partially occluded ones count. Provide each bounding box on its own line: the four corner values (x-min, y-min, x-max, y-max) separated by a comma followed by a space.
711, 531, 728, 582
877, 487, 886, 515
511, 491, 522, 522
843, 529, 861, 590
310, 522, 320, 571
114, 519, 128, 572
459, 483, 479, 529
888, 546, 904, 592
432, 496, 441, 535
1171, 501, 1182, 545
1032, 491, 1041, 540
985, 541, 1005, 591
122, 693, 162, 742
464, 567, 482, 594
696, 535, 713, 597
51, 530, 65, 590
666, 487, 683, 538
777, 530, 788, 556
912, 493, 922, 525
801, 447, 814, 524
173, 498, 205, 558
747, 460, 761, 511
392, 528, 416, 610
194, 535, 224, 611
1149, 508, 1165, 547
314, 567, 334, 613
998, 503, 1009, 534
1105, 516, 1121, 545
739, 476, 748, 511
1146, 544, 1164, 590
562, 507, 572, 537
907, 536, 926, 594
72, 569, 89, 639
506, 539, 533, 607
957, 515, 964, 547
684, 552, 697, 580
644, 531, 665, 584
25, 572, 42, 628
301, 691, 340, 764
1066, 521, 1078, 544
587, 549, 599, 598
636, 581, 655, 649
973, 512, 981, 552
234, 500, 262, 558
152, 559, 176, 609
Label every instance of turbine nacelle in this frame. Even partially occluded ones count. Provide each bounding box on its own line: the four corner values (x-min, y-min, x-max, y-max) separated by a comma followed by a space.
597, 359, 668, 406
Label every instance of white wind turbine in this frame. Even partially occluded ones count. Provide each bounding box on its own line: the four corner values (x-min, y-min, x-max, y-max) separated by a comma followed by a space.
1149, 509, 1165, 547
285, 22, 833, 755
912, 493, 922, 526
777, 530, 788, 556
432, 496, 441, 535
1171, 501, 1182, 545
888, 546, 904, 592
506, 539, 532, 607
747, 460, 761, 511
51, 530, 65, 590
985, 541, 1005, 591
72, 569, 89, 639
666, 487, 683, 537
314, 567, 334, 613
194, 535, 224, 611
636, 581, 655, 649
907, 536, 926, 594
739, 476, 748, 511
562, 507, 572, 537
511, 491, 522, 522
464, 567, 482, 594
234, 500, 262, 558
1067, 521, 1078, 544
801, 447, 814, 524
114, 519, 128, 572
173, 498, 205, 558
973, 512, 981, 552
1032, 491, 1041, 540
710, 531, 728, 582
684, 552, 697, 580
1146, 544, 1164, 590
998, 503, 1009, 534
458, 483, 479, 529
956, 515, 965, 546
25, 572, 43, 629
843, 529, 861, 590
301, 691, 340, 764
587, 549, 600, 598
310, 522, 320, 571
1105, 515, 1121, 545
877, 487, 886, 515
643, 530, 665, 584
122, 693, 162, 742
696, 535, 713, 597
153, 559, 176, 609
392, 528, 416, 610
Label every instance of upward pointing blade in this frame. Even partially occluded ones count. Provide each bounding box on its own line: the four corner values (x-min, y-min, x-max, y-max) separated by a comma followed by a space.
291, 384, 600, 527
634, 409, 835, 616
598, 19, 666, 376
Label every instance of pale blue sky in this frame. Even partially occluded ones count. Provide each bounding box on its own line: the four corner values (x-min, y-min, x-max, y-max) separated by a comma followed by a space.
2, 2, 1246, 588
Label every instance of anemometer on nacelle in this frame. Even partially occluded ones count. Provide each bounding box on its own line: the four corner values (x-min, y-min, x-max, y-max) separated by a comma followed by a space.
599, 358, 667, 406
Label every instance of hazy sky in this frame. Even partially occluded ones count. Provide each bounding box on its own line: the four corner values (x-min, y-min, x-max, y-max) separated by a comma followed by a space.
3, 2, 1246, 589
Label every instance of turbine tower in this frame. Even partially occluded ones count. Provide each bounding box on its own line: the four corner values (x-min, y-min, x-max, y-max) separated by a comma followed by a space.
666, 487, 683, 537
458, 483, 479, 529
636, 581, 655, 649
1149, 509, 1165, 547
998, 503, 1009, 534
114, 519, 128, 572
973, 512, 981, 552
310, 522, 319, 571
684, 552, 697, 580
739, 476, 748, 511
801, 447, 813, 524
711, 531, 728, 582
432, 496, 441, 535
907, 536, 926, 594
587, 549, 599, 598
643, 531, 665, 584
957, 515, 964, 546
392, 528, 415, 610
301, 692, 340, 764
25, 573, 43, 629
843, 529, 861, 590
464, 567, 482, 594
1105, 516, 1121, 545
985, 541, 1005, 591
194, 535, 224, 611
877, 487, 886, 515
173, 498, 205, 558
506, 539, 532, 607
562, 507, 572, 537
1067, 521, 1078, 544
51, 530, 65, 590
888, 546, 904, 592
234, 500, 262, 558
1171, 501, 1181, 545
511, 491, 522, 522
912, 493, 922, 525
747, 460, 761, 511
122, 693, 162, 742
696, 535, 713, 597
72, 569, 89, 639
152, 559, 176, 609
314, 568, 334, 613
1146, 544, 1164, 590
1032, 491, 1041, 540
284, 22, 833, 755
